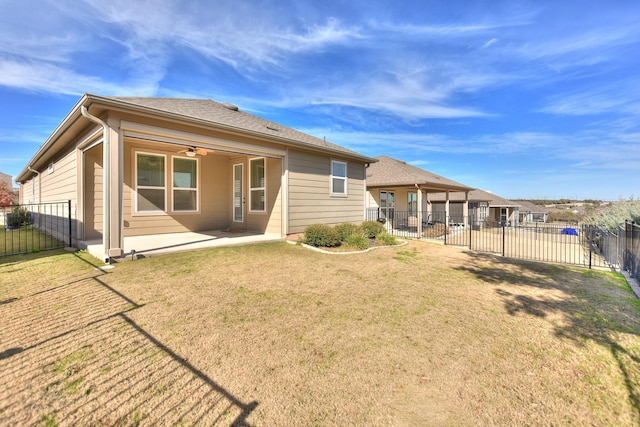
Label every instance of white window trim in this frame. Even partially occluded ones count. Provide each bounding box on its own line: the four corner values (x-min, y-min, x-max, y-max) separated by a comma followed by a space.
330, 160, 347, 196
134, 151, 167, 214
233, 163, 244, 222
171, 155, 200, 213
249, 157, 267, 213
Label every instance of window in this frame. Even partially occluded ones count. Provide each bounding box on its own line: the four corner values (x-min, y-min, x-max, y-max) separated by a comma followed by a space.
408, 192, 417, 216
136, 153, 166, 212
331, 160, 347, 195
173, 157, 198, 211
380, 191, 395, 220
250, 158, 266, 212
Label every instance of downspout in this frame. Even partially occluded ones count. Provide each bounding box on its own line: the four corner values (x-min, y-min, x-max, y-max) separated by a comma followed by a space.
81, 106, 111, 262
27, 166, 41, 204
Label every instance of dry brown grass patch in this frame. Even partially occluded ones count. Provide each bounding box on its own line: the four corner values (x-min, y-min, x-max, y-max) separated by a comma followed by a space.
1, 242, 639, 425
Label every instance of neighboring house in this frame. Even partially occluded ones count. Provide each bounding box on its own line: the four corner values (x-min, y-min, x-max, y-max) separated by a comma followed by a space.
16, 94, 376, 261
365, 156, 473, 229
517, 201, 549, 224
428, 188, 521, 226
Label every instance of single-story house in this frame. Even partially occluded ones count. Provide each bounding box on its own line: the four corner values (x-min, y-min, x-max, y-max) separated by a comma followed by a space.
16, 94, 376, 262
427, 188, 521, 226
517, 201, 549, 224
365, 156, 473, 230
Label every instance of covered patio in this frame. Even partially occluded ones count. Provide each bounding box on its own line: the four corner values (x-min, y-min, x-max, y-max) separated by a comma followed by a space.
82, 230, 283, 262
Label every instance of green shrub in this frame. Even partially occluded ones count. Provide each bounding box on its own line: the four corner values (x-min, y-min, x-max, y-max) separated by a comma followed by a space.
360, 220, 385, 238
6, 206, 30, 229
335, 222, 360, 241
344, 232, 370, 250
303, 224, 341, 247
376, 232, 397, 246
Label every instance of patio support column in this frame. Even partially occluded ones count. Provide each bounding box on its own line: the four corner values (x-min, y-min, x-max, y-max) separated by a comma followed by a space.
107, 118, 123, 258
425, 192, 431, 221
445, 191, 450, 228
415, 184, 422, 239
463, 191, 469, 226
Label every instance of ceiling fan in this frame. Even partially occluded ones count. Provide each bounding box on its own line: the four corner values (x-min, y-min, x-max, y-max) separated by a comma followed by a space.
177, 146, 210, 157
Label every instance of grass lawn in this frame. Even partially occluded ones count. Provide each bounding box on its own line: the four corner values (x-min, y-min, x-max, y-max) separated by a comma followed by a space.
0, 226, 65, 256
1, 241, 639, 426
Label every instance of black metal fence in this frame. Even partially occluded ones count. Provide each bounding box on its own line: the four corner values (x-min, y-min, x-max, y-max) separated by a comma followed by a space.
590, 221, 640, 278
0, 201, 72, 257
366, 208, 610, 268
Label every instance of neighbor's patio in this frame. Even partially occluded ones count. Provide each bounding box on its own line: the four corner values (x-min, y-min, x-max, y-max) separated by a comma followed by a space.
81, 230, 283, 261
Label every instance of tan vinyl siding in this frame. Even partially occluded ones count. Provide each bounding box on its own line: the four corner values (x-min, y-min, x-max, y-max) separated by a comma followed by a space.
287, 150, 365, 234
39, 147, 78, 204
83, 144, 103, 239
122, 139, 231, 236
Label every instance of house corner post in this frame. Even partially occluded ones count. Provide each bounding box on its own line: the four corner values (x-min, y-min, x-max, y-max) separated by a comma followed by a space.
107, 119, 123, 258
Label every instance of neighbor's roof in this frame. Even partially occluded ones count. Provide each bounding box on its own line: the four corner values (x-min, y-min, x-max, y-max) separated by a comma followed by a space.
428, 188, 521, 207
366, 156, 471, 192
17, 94, 376, 181
515, 200, 548, 213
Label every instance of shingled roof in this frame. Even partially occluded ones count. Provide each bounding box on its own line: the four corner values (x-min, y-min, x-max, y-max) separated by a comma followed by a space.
17, 94, 376, 182
428, 188, 521, 207
366, 156, 471, 192
97, 95, 374, 161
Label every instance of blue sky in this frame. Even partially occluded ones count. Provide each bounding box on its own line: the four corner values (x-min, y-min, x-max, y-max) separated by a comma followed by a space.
1, 0, 639, 200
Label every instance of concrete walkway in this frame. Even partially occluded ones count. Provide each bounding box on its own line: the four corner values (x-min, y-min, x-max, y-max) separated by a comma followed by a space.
81, 230, 283, 262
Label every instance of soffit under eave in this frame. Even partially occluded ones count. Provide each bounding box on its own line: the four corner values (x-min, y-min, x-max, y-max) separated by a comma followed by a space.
15, 111, 92, 182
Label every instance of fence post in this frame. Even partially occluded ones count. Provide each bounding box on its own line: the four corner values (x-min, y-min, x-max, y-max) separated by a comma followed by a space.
502, 223, 505, 257
588, 227, 593, 269
469, 215, 472, 250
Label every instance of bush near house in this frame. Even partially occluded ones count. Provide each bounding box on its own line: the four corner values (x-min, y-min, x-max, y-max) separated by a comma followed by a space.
334, 222, 360, 241
303, 222, 397, 250
360, 220, 385, 238
303, 224, 341, 247
5, 206, 30, 229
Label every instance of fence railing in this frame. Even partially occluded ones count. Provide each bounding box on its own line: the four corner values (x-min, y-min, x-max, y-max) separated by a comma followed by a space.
366, 208, 610, 268
1, 201, 72, 257
591, 221, 640, 278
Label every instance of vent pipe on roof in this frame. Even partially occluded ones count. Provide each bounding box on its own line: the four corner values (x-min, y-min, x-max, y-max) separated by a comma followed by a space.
81, 106, 111, 263
221, 102, 239, 111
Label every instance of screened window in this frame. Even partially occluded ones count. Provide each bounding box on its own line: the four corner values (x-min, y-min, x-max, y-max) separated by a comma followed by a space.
173, 157, 198, 211
250, 158, 266, 212
331, 160, 347, 195
136, 153, 166, 212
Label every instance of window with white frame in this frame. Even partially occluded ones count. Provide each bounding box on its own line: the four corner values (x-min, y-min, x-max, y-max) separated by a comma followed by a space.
250, 158, 266, 212
331, 160, 347, 195
136, 153, 166, 212
173, 157, 198, 211
408, 192, 417, 215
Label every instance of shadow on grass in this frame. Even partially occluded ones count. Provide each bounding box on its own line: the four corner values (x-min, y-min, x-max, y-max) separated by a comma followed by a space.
456, 250, 640, 420
0, 251, 257, 425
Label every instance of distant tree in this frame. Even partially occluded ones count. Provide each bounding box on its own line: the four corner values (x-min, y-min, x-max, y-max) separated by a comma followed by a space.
583, 197, 640, 232
0, 180, 15, 206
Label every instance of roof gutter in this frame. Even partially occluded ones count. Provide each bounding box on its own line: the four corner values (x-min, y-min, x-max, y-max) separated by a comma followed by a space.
81, 105, 111, 262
